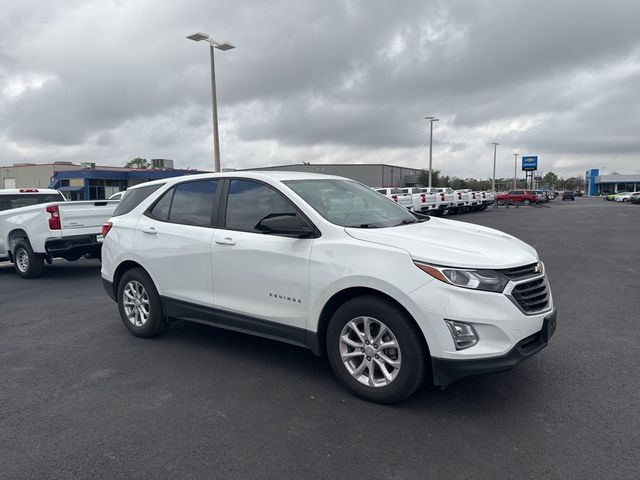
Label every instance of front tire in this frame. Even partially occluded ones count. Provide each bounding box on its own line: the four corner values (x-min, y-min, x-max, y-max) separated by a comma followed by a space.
13, 240, 45, 278
523, 199, 531, 206
117, 268, 166, 337
326, 295, 427, 404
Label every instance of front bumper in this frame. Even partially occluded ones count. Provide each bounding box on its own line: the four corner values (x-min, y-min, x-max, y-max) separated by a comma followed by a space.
431, 309, 557, 387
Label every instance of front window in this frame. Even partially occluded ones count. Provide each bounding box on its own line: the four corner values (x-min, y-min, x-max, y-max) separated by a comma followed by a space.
285, 179, 422, 228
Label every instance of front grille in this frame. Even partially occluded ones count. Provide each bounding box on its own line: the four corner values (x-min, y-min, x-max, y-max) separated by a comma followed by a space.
510, 277, 549, 313
501, 263, 538, 279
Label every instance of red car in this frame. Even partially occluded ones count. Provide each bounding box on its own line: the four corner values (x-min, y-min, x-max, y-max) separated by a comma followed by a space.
496, 190, 539, 205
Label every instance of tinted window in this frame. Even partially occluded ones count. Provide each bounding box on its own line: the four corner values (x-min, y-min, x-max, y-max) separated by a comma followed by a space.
225, 180, 297, 232
0, 193, 65, 212
148, 188, 174, 221
113, 184, 164, 217
168, 180, 219, 226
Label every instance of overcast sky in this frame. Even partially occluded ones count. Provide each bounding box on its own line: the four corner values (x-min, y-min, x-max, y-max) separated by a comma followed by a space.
1, 0, 639, 179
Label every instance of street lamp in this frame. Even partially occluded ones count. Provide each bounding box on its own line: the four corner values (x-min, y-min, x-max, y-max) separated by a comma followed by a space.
491, 142, 499, 193
513, 153, 519, 190
187, 32, 235, 172
424, 116, 439, 188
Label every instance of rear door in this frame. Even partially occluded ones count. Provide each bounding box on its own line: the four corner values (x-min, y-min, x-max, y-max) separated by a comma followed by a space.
212, 178, 313, 331
135, 179, 220, 306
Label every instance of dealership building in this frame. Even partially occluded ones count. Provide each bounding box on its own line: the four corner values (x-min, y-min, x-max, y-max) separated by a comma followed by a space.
585, 169, 640, 196
243, 163, 423, 187
1, 160, 207, 200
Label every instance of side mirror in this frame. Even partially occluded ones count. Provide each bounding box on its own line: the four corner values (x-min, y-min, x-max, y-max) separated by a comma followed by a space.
256, 214, 314, 237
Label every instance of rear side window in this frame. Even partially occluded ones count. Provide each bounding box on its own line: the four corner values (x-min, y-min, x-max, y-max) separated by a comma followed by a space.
225, 180, 297, 233
168, 180, 219, 226
148, 188, 174, 221
112, 184, 164, 217
0, 193, 65, 211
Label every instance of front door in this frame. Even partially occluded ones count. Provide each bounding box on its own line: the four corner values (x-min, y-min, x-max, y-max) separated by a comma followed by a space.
212, 179, 313, 330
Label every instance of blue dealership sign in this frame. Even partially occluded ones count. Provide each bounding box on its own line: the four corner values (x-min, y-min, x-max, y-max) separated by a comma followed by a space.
522, 156, 538, 171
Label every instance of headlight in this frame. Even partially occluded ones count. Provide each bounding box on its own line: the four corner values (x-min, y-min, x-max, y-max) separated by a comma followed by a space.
414, 262, 509, 292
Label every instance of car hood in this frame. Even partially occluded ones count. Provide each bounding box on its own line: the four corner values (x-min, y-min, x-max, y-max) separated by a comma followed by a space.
345, 217, 538, 269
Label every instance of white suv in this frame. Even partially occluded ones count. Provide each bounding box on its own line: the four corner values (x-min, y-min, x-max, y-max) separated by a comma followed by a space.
101, 172, 556, 404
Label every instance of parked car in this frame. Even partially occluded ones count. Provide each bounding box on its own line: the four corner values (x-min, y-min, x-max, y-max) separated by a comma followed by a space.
101, 172, 556, 404
375, 187, 413, 210
435, 188, 456, 214
0, 188, 119, 277
496, 190, 539, 205
605, 192, 626, 201
626, 192, 640, 204
614, 192, 638, 202
534, 190, 550, 203
561, 191, 575, 201
574, 191, 583, 197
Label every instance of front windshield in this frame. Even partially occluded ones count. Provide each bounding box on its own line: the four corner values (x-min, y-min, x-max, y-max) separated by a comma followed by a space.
284, 179, 424, 228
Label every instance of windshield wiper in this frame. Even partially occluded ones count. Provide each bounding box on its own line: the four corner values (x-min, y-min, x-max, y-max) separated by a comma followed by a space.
346, 223, 379, 228
392, 219, 418, 226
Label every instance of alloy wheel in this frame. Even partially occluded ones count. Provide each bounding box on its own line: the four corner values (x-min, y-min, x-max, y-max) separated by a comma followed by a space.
123, 280, 151, 327
339, 316, 402, 388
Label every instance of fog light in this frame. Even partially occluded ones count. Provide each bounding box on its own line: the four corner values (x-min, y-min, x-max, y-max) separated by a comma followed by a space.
444, 319, 478, 350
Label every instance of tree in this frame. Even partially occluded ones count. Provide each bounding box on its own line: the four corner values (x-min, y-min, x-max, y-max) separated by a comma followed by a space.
125, 157, 150, 169
542, 172, 558, 188
417, 169, 442, 187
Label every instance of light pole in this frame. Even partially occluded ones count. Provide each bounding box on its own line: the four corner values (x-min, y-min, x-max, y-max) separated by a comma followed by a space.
424, 116, 439, 188
187, 32, 235, 172
513, 153, 519, 190
491, 142, 499, 193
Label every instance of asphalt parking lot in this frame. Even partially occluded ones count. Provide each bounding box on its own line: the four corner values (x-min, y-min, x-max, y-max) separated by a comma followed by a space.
1, 197, 639, 480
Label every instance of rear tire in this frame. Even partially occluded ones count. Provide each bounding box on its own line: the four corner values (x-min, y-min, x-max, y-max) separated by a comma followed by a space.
523, 199, 531, 206
117, 268, 166, 338
13, 240, 45, 279
326, 295, 427, 404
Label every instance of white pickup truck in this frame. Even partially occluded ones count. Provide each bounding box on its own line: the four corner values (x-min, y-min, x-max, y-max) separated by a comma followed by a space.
0, 188, 119, 278
400, 187, 437, 214
374, 188, 413, 210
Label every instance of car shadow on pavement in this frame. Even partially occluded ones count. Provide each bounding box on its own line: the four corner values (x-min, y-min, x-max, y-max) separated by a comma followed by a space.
0, 259, 101, 278
153, 319, 543, 414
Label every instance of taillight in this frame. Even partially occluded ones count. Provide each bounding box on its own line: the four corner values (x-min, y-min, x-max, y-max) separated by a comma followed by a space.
457, 192, 461, 199
20, 188, 39, 193
482, 193, 486, 198
101, 222, 113, 237
440, 193, 445, 201
472, 193, 476, 199
391, 195, 398, 202
421, 193, 426, 203
46, 205, 61, 230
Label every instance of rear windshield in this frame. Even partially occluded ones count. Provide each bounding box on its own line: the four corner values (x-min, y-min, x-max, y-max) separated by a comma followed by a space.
112, 184, 164, 216
0, 193, 65, 212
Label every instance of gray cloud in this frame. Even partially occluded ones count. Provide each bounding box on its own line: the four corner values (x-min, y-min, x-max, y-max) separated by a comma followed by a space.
1, 0, 639, 178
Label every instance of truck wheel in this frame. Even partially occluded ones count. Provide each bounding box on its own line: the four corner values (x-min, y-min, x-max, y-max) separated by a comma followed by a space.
13, 240, 45, 278
326, 295, 426, 404
117, 268, 166, 338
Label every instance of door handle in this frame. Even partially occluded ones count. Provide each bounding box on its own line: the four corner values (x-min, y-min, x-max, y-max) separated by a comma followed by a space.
142, 226, 158, 234
215, 237, 235, 245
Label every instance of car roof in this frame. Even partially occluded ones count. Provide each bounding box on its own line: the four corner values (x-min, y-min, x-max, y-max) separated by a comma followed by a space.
125, 170, 350, 191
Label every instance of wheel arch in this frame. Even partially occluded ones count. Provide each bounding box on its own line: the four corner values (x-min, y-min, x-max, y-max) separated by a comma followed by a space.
6, 229, 30, 261
112, 260, 148, 300
311, 286, 430, 357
